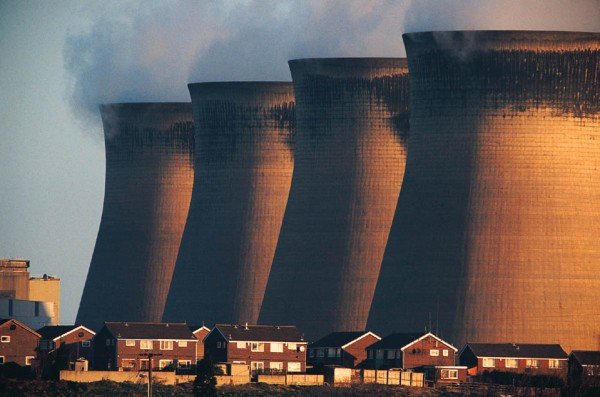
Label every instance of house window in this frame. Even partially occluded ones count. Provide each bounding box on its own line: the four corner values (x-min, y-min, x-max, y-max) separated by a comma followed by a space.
549, 359, 560, 369
308, 349, 315, 358
178, 341, 187, 347
270, 362, 283, 371
376, 350, 384, 359
505, 359, 518, 368
122, 359, 136, 370
317, 349, 324, 358
216, 342, 221, 348
251, 342, 264, 352
237, 342, 245, 349
25, 356, 35, 366
430, 349, 440, 356
443, 349, 449, 357
441, 369, 458, 379
81, 341, 91, 348
125, 339, 135, 346
105, 339, 111, 346
327, 348, 337, 357
160, 340, 173, 350
40, 340, 54, 350
336, 348, 342, 358
233, 360, 246, 364
159, 359, 173, 370
139, 359, 149, 370
0, 356, 4, 364
178, 360, 192, 369
368, 350, 373, 359
526, 359, 539, 368
482, 358, 495, 368
251, 361, 264, 374
140, 340, 153, 350
271, 343, 283, 353
287, 362, 301, 372
1, 336, 10, 343
288, 343, 297, 350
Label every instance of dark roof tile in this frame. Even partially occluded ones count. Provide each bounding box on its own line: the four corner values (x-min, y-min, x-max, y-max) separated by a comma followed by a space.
571, 351, 600, 365
104, 322, 195, 340
466, 343, 567, 359
215, 324, 304, 342
311, 331, 372, 348
367, 332, 425, 350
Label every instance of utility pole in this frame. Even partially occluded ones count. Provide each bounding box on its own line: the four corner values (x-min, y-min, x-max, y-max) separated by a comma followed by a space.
139, 352, 162, 397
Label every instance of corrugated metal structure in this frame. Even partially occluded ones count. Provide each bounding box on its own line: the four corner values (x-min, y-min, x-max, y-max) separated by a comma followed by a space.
260, 58, 410, 340
77, 103, 194, 329
163, 82, 294, 325
369, 31, 600, 351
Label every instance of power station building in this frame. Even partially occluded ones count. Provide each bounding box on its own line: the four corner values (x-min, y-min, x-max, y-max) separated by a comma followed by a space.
369, 31, 600, 352
163, 82, 295, 325
259, 58, 410, 339
77, 103, 195, 329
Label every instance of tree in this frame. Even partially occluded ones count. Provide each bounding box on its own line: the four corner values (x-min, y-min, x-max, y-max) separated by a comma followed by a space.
193, 358, 222, 397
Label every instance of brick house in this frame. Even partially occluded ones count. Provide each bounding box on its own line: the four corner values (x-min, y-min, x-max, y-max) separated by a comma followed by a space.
190, 325, 210, 362
37, 325, 95, 374
92, 322, 197, 371
569, 351, 600, 387
459, 343, 568, 378
308, 331, 380, 368
0, 318, 40, 367
365, 332, 457, 369
204, 324, 307, 375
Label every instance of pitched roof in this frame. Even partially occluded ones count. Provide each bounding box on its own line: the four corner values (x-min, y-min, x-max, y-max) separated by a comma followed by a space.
104, 322, 196, 340
0, 318, 41, 338
189, 325, 210, 334
465, 343, 568, 359
367, 332, 425, 350
215, 324, 304, 342
311, 331, 374, 348
571, 351, 600, 366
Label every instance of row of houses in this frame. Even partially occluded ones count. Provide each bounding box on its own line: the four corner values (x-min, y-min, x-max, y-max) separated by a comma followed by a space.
1, 317, 599, 387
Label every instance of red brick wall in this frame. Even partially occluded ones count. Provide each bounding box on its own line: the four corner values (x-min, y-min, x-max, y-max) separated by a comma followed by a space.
115, 339, 197, 370
402, 336, 456, 368
37, 327, 95, 370
227, 341, 307, 372
476, 357, 568, 378
0, 321, 38, 366
193, 328, 209, 361
343, 334, 380, 367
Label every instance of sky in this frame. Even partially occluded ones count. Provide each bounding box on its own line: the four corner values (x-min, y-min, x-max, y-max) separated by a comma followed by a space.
1, 0, 599, 324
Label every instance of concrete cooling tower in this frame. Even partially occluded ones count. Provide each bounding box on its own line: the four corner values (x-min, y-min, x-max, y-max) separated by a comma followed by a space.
368, 31, 600, 351
259, 58, 410, 340
77, 103, 194, 329
162, 82, 294, 325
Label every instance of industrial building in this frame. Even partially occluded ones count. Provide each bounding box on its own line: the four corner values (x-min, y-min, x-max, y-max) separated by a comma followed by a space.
369, 31, 600, 352
163, 82, 295, 325
259, 58, 410, 339
77, 103, 195, 329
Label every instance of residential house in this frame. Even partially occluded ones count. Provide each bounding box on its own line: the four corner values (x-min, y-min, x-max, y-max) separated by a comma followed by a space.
308, 331, 380, 368
365, 332, 457, 369
190, 325, 210, 362
204, 324, 307, 375
459, 343, 568, 378
0, 318, 40, 367
37, 325, 95, 374
92, 322, 197, 371
569, 351, 600, 387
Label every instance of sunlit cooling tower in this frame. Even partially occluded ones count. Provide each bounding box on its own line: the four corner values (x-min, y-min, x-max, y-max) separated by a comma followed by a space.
259, 58, 410, 340
77, 103, 194, 329
163, 82, 294, 325
369, 31, 600, 352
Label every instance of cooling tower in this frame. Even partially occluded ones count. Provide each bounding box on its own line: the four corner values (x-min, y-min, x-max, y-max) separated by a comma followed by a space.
77, 103, 194, 329
259, 58, 410, 340
368, 31, 600, 351
162, 82, 294, 325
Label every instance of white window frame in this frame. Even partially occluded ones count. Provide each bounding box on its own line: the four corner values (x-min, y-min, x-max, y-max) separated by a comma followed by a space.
327, 347, 337, 357
140, 340, 153, 350
482, 358, 495, 368
287, 362, 301, 372
81, 340, 91, 348
376, 350, 384, 359
1, 336, 10, 343
160, 340, 173, 351
25, 356, 35, 366
217, 341, 221, 348
251, 361, 264, 373
178, 340, 188, 347
440, 369, 458, 379
505, 358, 518, 368
159, 359, 174, 370
287, 343, 297, 350
549, 359, 560, 369
430, 349, 440, 356
443, 349, 449, 357
121, 359, 136, 369
125, 339, 135, 347
271, 342, 283, 353
526, 359, 539, 368
178, 360, 192, 369
139, 359, 149, 370
269, 361, 283, 370
236, 341, 245, 349
251, 342, 264, 352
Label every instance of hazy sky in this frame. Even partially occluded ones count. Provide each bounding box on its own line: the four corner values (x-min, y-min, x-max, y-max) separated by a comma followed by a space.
1, 0, 599, 324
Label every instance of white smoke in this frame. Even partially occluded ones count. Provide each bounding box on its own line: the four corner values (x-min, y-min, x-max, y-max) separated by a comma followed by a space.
64, 0, 600, 124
